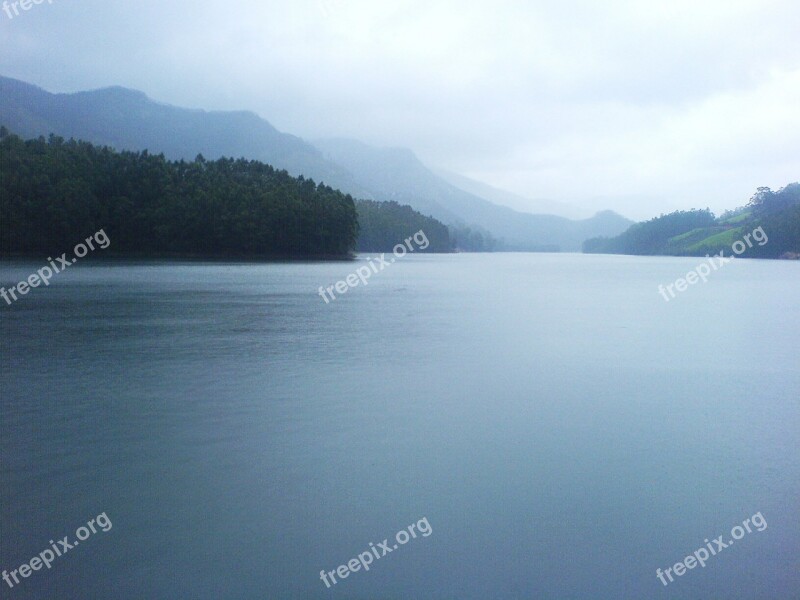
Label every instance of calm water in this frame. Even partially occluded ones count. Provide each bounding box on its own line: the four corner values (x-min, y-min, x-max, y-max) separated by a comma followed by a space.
1, 254, 798, 599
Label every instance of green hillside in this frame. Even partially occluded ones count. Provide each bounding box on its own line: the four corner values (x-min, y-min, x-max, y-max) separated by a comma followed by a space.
583, 184, 800, 259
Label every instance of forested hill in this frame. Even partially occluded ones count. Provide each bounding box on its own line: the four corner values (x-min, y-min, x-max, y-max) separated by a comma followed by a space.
355, 200, 453, 252
583, 183, 800, 259
0, 129, 359, 258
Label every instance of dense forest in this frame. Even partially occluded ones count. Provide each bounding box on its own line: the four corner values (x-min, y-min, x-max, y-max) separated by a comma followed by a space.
0, 128, 360, 257
583, 183, 800, 259
355, 199, 453, 252
0, 129, 457, 258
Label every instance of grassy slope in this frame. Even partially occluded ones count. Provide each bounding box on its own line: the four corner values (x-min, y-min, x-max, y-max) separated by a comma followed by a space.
666, 211, 754, 255
683, 228, 742, 254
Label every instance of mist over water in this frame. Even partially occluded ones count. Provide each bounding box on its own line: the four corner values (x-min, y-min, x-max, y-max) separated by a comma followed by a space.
2, 254, 798, 598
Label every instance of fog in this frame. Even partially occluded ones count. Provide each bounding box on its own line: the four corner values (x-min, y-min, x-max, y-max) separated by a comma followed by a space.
1, 0, 798, 219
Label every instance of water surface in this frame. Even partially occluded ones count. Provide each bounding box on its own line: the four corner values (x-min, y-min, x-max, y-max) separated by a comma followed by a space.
1, 254, 798, 598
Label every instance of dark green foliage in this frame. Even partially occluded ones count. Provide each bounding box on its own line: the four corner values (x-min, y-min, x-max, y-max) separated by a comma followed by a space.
0, 132, 358, 257
748, 183, 800, 217
355, 199, 452, 252
748, 184, 800, 258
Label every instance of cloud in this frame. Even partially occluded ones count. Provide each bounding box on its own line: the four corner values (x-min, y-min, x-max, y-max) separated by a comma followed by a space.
1, 0, 798, 219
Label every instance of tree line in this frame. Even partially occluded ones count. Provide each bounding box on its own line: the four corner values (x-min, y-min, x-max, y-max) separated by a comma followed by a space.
355, 199, 453, 252
0, 128, 359, 257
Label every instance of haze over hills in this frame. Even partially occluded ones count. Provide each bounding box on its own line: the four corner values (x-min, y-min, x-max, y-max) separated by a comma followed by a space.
435, 169, 588, 220
315, 137, 633, 250
0, 75, 633, 251
313, 138, 463, 225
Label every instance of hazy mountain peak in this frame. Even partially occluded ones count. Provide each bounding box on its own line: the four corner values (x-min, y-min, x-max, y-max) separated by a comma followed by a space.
0, 74, 363, 195
79, 85, 150, 102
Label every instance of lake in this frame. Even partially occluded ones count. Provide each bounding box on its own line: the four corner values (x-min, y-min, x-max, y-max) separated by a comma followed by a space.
1, 253, 798, 598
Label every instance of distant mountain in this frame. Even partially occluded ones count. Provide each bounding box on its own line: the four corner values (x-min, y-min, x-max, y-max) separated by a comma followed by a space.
314, 138, 633, 251
0, 75, 366, 197
1, 75, 632, 251
435, 169, 587, 220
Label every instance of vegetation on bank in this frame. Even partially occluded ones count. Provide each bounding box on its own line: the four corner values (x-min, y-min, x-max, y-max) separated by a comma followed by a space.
583, 183, 800, 259
0, 128, 359, 257
355, 199, 452, 252
0, 129, 455, 258
352, 199, 491, 253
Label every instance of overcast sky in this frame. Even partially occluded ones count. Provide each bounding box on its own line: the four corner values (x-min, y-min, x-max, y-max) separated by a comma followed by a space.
1, 0, 798, 219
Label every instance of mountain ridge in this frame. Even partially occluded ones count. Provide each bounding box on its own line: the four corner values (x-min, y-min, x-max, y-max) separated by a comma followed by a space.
0, 75, 367, 198
314, 137, 633, 250
1, 75, 633, 250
